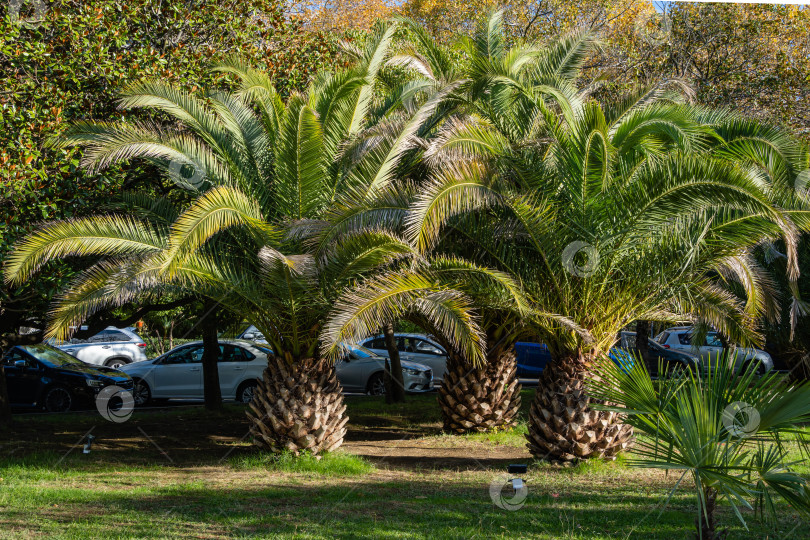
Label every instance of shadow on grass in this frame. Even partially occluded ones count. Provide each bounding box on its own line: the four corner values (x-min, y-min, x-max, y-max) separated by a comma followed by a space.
1, 471, 803, 539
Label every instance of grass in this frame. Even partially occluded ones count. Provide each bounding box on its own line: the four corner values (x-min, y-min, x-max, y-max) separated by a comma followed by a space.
230, 451, 374, 476
0, 391, 807, 538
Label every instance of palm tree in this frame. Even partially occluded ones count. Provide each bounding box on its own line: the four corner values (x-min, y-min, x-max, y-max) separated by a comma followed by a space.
589, 356, 810, 539
373, 11, 599, 434
405, 13, 810, 460
3, 23, 488, 454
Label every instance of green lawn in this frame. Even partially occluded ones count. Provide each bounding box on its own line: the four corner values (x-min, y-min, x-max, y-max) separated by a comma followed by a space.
0, 391, 806, 539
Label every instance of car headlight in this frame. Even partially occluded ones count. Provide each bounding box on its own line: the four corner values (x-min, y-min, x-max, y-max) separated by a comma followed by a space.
404, 368, 421, 376
86, 379, 105, 388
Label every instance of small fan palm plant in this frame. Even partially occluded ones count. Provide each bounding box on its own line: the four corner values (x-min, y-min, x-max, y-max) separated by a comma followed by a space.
589, 356, 810, 539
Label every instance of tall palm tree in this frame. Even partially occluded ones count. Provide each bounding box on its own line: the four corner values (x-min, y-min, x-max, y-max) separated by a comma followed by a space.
406, 14, 810, 460
370, 11, 599, 434
4, 23, 488, 454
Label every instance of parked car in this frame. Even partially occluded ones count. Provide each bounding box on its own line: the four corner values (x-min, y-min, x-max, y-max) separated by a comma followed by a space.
360, 333, 447, 386
515, 342, 552, 377
51, 327, 147, 368
611, 331, 701, 375
515, 340, 646, 378
237, 325, 268, 344
121, 340, 267, 406
654, 326, 774, 374
1, 343, 133, 412
335, 343, 434, 395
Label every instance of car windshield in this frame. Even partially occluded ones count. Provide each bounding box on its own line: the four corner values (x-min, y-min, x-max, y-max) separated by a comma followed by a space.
19, 344, 85, 367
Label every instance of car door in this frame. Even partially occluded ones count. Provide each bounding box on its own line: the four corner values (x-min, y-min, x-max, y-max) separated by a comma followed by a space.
155, 345, 204, 398
218, 344, 255, 397
334, 355, 375, 393
2, 349, 43, 406
703, 333, 725, 365
408, 339, 447, 383
334, 357, 357, 392
667, 332, 693, 356
108, 329, 138, 363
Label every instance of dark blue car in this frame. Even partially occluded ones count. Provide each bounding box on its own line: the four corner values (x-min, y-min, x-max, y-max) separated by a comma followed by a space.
515, 342, 552, 377
515, 342, 635, 377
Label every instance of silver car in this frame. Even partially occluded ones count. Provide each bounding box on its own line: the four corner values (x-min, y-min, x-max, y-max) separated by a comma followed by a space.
655, 327, 774, 375
51, 326, 148, 369
121, 340, 267, 405
360, 334, 447, 387
336, 344, 433, 395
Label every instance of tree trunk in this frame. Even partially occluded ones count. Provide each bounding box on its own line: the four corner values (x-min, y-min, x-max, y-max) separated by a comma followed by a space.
695, 486, 726, 540
526, 352, 634, 463
247, 354, 348, 454
201, 303, 223, 412
636, 320, 653, 374
382, 323, 405, 403
0, 364, 11, 428
438, 343, 521, 432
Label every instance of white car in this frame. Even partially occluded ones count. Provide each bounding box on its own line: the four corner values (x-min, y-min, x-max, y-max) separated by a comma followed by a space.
360, 333, 447, 387
655, 327, 774, 375
52, 327, 148, 368
121, 340, 266, 405
335, 344, 434, 395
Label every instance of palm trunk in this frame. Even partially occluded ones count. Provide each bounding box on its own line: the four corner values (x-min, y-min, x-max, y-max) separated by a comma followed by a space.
247, 354, 347, 454
382, 323, 405, 403
526, 352, 634, 463
438, 343, 521, 433
695, 486, 725, 540
636, 320, 653, 374
0, 364, 11, 428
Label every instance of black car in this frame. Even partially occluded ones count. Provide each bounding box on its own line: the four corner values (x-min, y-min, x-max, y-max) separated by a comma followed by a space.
2, 343, 133, 412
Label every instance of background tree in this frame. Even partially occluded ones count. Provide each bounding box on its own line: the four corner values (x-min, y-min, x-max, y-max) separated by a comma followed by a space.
0, 0, 340, 345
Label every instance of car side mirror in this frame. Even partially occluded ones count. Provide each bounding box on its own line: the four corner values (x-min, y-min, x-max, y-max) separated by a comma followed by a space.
14, 360, 27, 369
243, 333, 255, 340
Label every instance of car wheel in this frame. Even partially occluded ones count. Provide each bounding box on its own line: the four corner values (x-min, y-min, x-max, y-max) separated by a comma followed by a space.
132, 378, 151, 406
742, 361, 765, 377
43, 386, 72, 413
665, 361, 687, 377
236, 380, 258, 404
104, 357, 129, 369
367, 373, 386, 396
